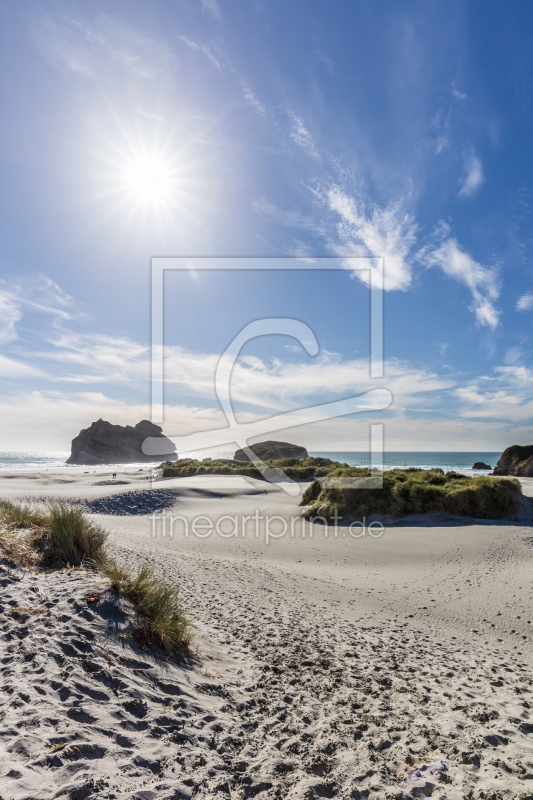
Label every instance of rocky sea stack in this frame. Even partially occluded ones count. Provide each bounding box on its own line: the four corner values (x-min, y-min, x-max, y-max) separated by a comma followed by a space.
492, 444, 533, 477
233, 440, 308, 461
472, 461, 492, 470
66, 419, 177, 465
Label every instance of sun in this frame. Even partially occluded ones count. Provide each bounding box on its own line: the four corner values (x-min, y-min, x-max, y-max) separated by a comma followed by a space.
123, 154, 175, 205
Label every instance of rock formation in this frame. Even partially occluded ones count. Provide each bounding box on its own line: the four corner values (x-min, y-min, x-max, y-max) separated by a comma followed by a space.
472, 462, 492, 470
233, 440, 308, 462
492, 445, 533, 477
66, 419, 177, 465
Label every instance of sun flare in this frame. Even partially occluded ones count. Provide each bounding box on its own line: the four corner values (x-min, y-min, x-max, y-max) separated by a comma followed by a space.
123, 155, 175, 205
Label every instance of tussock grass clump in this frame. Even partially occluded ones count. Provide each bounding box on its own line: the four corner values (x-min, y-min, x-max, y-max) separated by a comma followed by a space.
43, 504, 108, 567
106, 560, 191, 655
0, 499, 191, 657
0, 501, 107, 568
0, 528, 39, 567
0, 500, 50, 567
0, 500, 47, 529
301, 468, 522, 521
162, 455, 348, 480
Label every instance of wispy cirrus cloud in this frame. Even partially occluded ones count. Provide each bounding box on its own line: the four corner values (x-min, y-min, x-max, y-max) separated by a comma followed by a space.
39, 332, 149, 385
516, 292, 533, 311
179, 35, 222, 70
251, 198, 314, 230
0, 275, 74, 336
224, 353, 452, 412
0, 276, 75, 383
200, 0, 222, 20
0, 294, 22, 344
423, 238, 500, 328
32, 13, 174, 78
0, 355, 46, 379
288, 112, 320, 158
455, 364, 533, 422
35, 328, 454, 416
237, 77, 266, 116
326, 188, 417, 291
459, 153, 484, 198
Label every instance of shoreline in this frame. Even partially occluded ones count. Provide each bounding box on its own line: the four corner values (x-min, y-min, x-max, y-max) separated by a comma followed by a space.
0, 450, 505, 476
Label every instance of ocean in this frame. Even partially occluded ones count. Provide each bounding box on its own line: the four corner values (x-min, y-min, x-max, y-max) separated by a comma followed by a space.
0, 451, 502, 473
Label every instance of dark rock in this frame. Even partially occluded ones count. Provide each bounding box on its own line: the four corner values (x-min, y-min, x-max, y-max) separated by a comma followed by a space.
493, 445, 533, 477
472, 461, 492, 470
233, 440, 308, 462
66, 419, 176, 465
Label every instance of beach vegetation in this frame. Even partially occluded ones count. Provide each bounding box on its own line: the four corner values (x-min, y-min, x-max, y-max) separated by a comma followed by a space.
0, 500, 191, 657
300, 468, 522, 521
0, 499, 47, 529
106, 560, 191, 655
43, 504, 108, 567
162, 455, 347, 480
0, 501, 107, 568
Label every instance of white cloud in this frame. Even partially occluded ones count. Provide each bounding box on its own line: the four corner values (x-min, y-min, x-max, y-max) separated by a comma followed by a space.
39, 332, 150, 384
0, 294, 22, 343
454, 364, 533, 423
327, 188, 417, 291
456, 386, 487, 405
0, 385, 529, 453
288, 112, 319, 158
32, 329, 454, 419
201, 0, 222, 20
0, 276, 74, 345
237, 77, 266, 116
32, 14, 173, 79
179, 35, 222, 70
0, 355, 46, 379
504, 346, 523, 365
495, 365, 533, 382
423, 238, 500, 328
223, 353, 452, 412
5, 316, 533, 452
432, 220, 451, 242
517, 292, 533, 311
251, 198, 313, 230
0, 391, 225, 451
459, 154, 484, 198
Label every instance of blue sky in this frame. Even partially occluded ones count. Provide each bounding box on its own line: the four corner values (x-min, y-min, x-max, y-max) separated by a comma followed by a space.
0, 0, 533, 451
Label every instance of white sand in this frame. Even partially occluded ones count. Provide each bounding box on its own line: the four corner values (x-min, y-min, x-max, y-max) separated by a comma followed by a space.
1, 468, 533, 799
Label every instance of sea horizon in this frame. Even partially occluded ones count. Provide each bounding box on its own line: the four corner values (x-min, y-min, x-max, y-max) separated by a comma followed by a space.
0, 450, 503, 473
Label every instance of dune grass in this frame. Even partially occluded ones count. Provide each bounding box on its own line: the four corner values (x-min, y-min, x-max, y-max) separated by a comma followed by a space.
0, 500, 191, 657
106, 560, 191, 655
162, 455, 344, 480
0, 501, 107, 568
0, 499, 47, 529
44, 504, 108, 567
300, 468, 522, 521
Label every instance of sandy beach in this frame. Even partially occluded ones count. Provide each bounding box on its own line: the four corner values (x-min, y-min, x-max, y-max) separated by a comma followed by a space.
1, 468, 533, 799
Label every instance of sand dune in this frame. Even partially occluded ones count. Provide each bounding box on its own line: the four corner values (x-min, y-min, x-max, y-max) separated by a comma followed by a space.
1, 468, 533, 798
